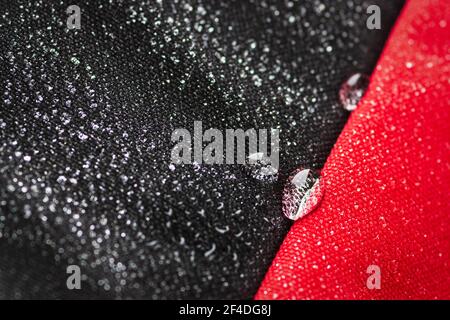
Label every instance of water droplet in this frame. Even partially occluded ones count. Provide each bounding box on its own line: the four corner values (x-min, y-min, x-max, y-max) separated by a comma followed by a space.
246, 152, 278, 182
120, 174, 129, 184
78, 132, 88, 141
35, 95, 43, 103
282, 168, 324, 220
57, 175, 67, 184
339, 73, 369, 111
70, 57, 80, 65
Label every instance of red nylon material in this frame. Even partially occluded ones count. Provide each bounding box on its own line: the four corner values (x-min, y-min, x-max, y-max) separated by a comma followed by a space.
256, 0, 450, 299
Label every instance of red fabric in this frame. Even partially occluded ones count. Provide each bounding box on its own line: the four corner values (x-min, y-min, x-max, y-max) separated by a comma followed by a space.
256, 0, 450, 300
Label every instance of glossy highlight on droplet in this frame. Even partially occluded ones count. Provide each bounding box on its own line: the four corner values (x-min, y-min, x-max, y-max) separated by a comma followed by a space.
282, 168, 324, 221
339, 73, 369, 111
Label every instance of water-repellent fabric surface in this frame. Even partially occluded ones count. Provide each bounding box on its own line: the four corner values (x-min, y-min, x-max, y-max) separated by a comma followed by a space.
256, 0, 450, 300
0, 0, 403, 299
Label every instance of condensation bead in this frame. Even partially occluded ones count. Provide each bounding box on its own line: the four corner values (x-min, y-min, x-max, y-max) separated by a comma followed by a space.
282, 168, 324, 220
339, 73, 370, 111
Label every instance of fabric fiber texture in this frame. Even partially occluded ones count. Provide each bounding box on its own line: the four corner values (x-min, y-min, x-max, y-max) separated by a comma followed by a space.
0, 0, 403, 299
256, 0, 450, 300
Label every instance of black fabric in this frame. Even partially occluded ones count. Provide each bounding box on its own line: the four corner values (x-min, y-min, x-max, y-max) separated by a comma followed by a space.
0, 0, 403, 299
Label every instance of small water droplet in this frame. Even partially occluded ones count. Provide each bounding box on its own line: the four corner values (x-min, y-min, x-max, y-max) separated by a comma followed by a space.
78, 132, 88, 141
120, 174, 129, 184
57, 175, 67, 184
70, 57, 80, 65
339, 73, 369, 111
282, 168, 324, 220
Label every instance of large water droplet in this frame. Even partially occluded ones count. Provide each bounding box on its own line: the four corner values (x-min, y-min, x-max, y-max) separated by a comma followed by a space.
246, 152, 278, 182
339, 73, 369, 111
282, 168, 324, 220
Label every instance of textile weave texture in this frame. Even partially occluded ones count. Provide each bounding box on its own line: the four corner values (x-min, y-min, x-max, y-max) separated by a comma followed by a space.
256, 0, 450, 300
0, 0, 403, 299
